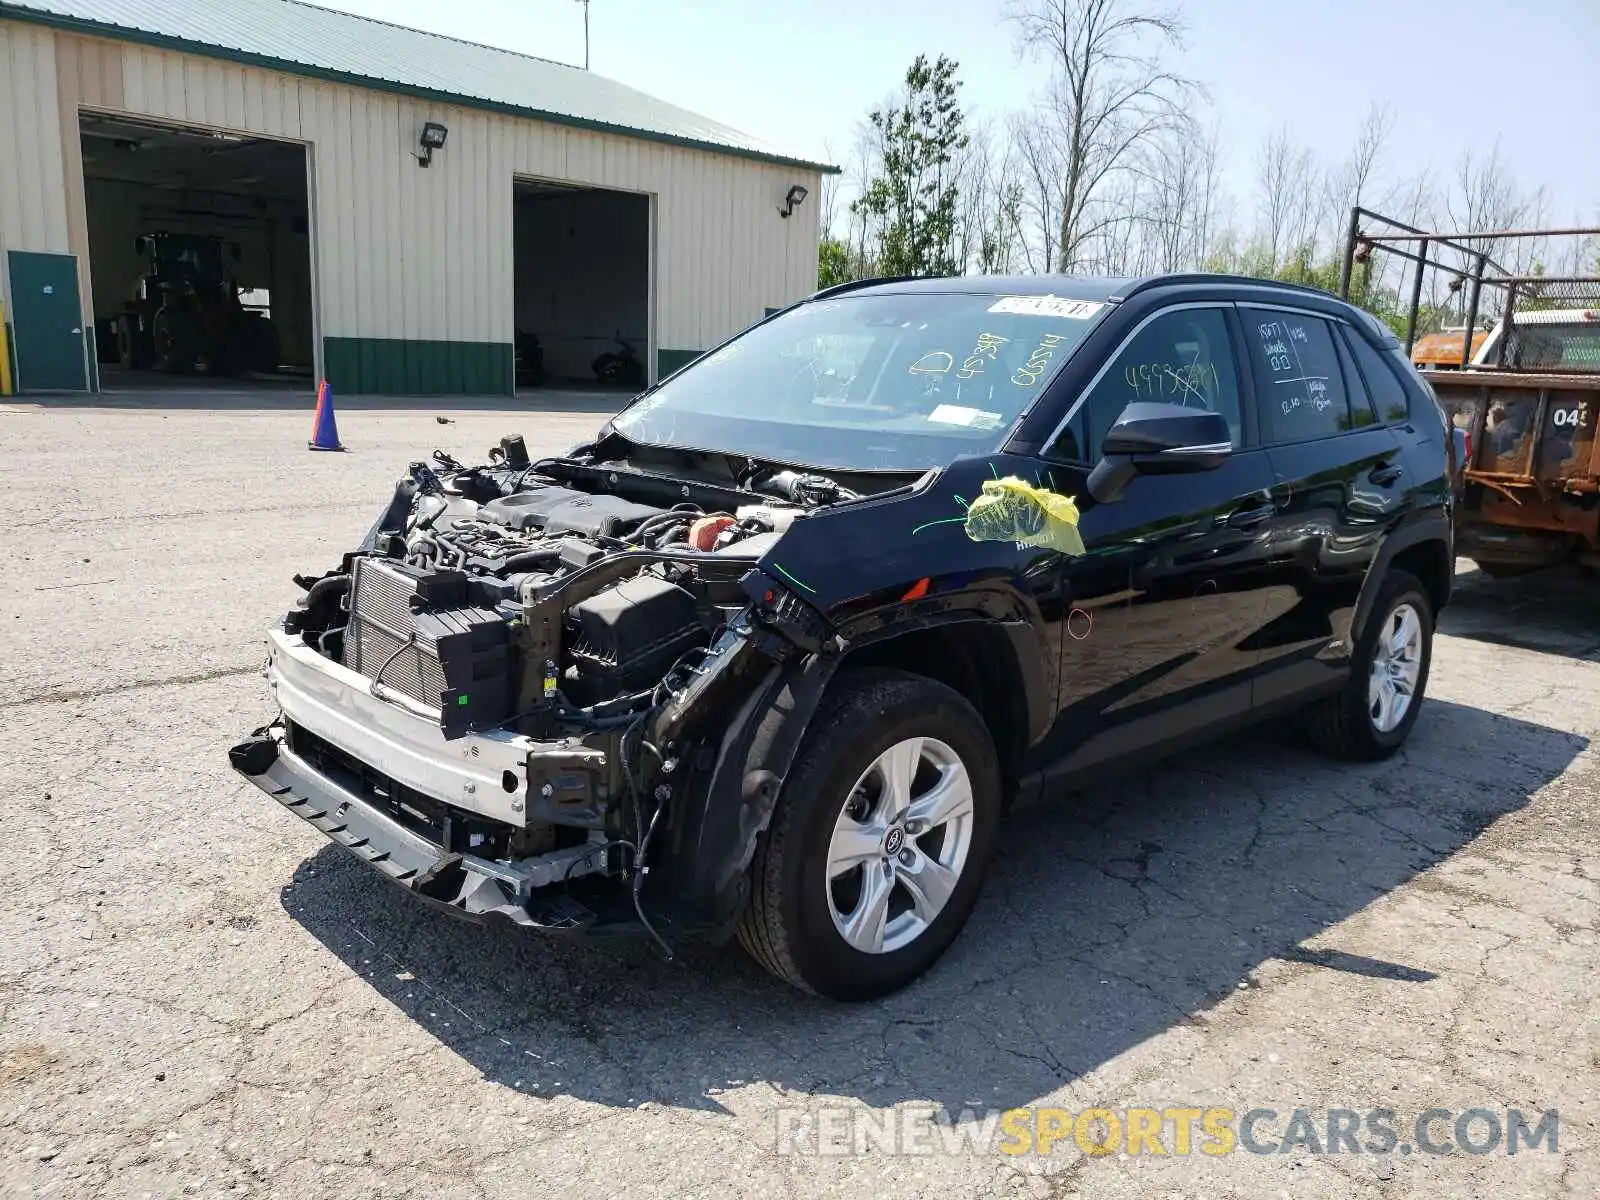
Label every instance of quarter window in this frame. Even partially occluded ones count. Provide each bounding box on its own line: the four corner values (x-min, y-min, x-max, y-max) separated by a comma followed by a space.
1242, 309, 1353, 442
1336, 336, 1379, 427
1344, 328, 1413, 423
1048, 307, 1243, 461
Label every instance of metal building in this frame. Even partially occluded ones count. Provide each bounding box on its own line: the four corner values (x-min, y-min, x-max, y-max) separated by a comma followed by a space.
0, 0, 830, 395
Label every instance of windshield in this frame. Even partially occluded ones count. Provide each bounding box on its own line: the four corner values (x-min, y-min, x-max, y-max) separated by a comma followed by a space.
611, 292, 1108, 471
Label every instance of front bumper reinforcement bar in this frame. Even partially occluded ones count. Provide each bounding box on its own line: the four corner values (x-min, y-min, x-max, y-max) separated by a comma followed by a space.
231, 727, 595, 932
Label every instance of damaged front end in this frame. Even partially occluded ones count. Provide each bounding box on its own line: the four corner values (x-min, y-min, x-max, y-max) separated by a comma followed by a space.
231, 434, 846, 945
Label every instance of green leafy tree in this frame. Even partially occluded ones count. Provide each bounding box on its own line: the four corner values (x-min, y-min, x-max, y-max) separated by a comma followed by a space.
817, 236, 855, 289
852, 55, 969, 277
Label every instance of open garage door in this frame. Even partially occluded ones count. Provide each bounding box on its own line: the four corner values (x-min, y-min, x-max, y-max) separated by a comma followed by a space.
513, 179, 649, 393
78, 113, 314, 393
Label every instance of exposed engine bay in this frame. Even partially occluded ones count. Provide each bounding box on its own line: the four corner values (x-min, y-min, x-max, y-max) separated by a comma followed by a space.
238, 432, 889, 945
287, 434, 837, 737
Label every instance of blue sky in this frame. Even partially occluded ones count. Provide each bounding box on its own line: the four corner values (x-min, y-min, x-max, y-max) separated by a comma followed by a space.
320, 0, 1598, 222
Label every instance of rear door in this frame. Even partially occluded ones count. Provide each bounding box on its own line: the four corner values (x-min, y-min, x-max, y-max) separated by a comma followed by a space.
1240, 305, 1405, 701
1037, 302, 1278, 761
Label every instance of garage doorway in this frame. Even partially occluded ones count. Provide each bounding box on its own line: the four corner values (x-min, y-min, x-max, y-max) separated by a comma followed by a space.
512, 179, 649, 393
78, 113, 315, 393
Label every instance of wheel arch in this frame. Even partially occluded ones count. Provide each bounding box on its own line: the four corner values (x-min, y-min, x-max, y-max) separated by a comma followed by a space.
1352, 515, 1453, 646
838, 618, 1043, 794
665, 614, 1047, 934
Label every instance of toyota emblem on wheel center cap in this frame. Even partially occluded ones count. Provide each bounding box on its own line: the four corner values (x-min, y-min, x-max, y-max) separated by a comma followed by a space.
883, 826, 905, 856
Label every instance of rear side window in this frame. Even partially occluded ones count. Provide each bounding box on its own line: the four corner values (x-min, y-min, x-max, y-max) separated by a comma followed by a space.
1344, 329, 1413, 423
1242, 309, 1352, 442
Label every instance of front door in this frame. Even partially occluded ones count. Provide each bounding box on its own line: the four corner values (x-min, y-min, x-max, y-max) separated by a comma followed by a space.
1037, 303, 1277, 766
7, 251, 87, 392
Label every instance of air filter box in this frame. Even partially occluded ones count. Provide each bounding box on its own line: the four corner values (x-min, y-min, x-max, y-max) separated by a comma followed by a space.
565, 575, 704, 704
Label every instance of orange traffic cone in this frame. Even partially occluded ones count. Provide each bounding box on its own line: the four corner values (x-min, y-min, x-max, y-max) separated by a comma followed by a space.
308, 378, 345, 451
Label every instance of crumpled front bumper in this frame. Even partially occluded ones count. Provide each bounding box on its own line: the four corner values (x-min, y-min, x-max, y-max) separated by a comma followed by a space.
230, 626, 605, 931
231, 726, 594, 931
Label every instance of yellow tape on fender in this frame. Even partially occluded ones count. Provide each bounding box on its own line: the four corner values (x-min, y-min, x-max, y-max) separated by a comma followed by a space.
963, 476, 1086, 555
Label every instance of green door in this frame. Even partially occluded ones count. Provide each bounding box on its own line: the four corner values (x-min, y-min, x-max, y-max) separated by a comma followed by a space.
7, 251, 87, 391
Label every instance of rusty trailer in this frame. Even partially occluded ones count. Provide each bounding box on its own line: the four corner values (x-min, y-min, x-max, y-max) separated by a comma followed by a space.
1341, 209, 1600, 576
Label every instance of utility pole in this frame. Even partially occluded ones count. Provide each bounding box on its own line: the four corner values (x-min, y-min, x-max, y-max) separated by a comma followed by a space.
575, 0, 590, 70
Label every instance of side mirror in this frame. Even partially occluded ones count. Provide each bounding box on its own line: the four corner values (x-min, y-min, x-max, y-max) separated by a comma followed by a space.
1087, 402, 1233, 504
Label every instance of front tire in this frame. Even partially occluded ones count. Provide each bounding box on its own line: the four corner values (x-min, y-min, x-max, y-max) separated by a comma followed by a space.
1305, 570, 1434, 761
736, 669, 1001, 1000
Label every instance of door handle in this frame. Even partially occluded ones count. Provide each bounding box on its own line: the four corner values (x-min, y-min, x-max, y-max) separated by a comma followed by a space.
1226, 504, 1274, 529
1368, 462, 1403, 486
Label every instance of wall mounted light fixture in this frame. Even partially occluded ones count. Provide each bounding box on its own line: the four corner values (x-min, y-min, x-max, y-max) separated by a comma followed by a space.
778, 184, 809, 219
416, 121, 449, 168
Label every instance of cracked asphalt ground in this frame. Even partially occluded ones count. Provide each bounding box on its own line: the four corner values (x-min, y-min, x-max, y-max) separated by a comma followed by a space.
3, 393, 1597, 1199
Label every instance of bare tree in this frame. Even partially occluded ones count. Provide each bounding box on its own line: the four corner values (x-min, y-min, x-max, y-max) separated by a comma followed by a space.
1326, 102, 1393, 220
1087, 173, 1144, 273
1254, 124, 1317, 271
1009, 109, 1064, 273
1134, 118, 1214, 271
1443, 140, 1543, 274
818, 138, 844, 242
1432, 141, 1545, 317
954, 121, 1019, 273
1191, 119, 1222, 268
1446, 140, 1531, 235
845, 112, 889, 271
1005, 0, 1196, 272
955, 124, 1027, 274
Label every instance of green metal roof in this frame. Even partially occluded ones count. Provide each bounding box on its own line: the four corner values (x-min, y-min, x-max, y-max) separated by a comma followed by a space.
0, 0, 836, 172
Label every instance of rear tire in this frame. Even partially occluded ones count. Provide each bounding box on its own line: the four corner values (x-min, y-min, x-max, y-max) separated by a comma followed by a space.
736, 669, 1001, 1000
116, 314, 153, 370
152, 309, 192, 374
1305, 570, 1434, 761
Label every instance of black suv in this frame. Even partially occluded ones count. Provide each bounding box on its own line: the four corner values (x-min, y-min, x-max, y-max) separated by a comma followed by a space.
232, 274, 1455, 1001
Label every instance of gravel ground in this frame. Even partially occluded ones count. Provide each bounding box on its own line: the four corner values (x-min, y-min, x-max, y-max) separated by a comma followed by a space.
2, 392, 1596, 1199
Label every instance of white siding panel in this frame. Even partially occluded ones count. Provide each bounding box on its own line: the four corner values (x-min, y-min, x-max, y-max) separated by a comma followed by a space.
438, 108, 462, 341
244, 69, 266, 135
224, 63, 249, 134
0, 23, 70, 259
355, 91, 378, 338
190, 57, 219, 126
160, 50, 184, 120
391, 99, 412, 337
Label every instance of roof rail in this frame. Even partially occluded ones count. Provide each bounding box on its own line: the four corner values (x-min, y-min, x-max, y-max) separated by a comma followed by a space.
809, 274, 933, 300
1119, 272, 1333, 300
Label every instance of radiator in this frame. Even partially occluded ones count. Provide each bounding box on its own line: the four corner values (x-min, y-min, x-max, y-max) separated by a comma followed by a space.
344, 557, 448, 712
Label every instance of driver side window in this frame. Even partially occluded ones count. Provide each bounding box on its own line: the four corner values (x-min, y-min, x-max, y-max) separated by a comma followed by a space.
1048, 306, 1243, 461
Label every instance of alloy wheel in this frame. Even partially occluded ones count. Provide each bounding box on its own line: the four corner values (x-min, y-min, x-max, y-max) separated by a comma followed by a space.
824, 736, 975, 954
1368, 602, 1423, 733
